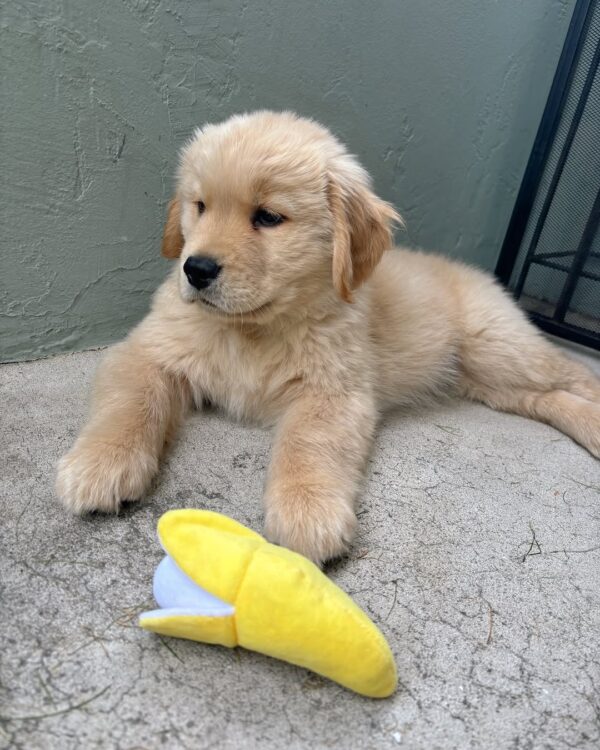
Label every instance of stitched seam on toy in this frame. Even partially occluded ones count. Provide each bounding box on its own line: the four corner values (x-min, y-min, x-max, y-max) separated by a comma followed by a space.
229, 551, 257, 647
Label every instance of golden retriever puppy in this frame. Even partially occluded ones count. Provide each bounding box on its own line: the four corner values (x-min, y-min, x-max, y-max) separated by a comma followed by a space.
56, 111, 600, 564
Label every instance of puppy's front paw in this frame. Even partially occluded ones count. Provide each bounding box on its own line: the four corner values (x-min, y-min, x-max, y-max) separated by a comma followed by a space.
56, 439, 158, 514
264, 489, 357, 566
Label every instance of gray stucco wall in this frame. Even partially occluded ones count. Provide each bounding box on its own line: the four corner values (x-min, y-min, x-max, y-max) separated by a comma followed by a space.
1, 0, 574, 362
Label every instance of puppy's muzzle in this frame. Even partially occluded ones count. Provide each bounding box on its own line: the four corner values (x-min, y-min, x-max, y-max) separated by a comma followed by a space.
183, 256, 222, 290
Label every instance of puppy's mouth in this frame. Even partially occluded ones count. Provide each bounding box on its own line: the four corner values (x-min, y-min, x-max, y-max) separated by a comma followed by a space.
197, 296, 272, 318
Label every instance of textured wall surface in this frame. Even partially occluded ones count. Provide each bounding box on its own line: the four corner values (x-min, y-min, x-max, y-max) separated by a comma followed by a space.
1, 0, 574, 362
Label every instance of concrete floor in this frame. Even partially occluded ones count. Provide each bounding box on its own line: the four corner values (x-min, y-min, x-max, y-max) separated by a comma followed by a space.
1, 345, 599, 750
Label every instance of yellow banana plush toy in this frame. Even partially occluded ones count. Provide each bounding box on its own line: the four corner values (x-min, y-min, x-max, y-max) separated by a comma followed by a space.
139, 510, 397, 698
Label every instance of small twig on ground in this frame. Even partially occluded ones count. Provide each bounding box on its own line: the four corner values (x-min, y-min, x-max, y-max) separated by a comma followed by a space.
545, 545, 600, 557
568, 477, 600, 493
159, 636, 183, 662
385, 579, 399, 621
435, 424, 461, 435
486, 603, 494, 645
0, 685, 110, 723
522, 523, 543, 562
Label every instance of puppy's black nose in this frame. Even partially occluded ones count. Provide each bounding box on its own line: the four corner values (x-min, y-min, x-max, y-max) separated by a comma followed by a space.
183, 256, 222, 290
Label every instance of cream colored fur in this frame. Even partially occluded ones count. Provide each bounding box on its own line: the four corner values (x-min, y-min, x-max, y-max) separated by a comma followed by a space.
56, 111, 600, 564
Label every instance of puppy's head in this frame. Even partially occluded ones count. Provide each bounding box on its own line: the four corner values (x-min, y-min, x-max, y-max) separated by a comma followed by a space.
162, 111, 400, 319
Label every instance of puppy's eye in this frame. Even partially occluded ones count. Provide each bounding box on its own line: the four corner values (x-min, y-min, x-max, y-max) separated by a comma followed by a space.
197, 201, 206, 215
252, 208, 284, 229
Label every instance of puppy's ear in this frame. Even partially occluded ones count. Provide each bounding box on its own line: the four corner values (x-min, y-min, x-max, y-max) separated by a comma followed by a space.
161, 198, 184, 259
328, 171, 401, 302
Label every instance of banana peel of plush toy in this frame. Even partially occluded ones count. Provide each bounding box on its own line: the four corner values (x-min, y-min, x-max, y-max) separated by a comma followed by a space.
139, 510, 397, 698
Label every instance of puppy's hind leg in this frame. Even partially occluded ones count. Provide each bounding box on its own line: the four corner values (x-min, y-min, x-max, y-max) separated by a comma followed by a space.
456, 271, 600, 458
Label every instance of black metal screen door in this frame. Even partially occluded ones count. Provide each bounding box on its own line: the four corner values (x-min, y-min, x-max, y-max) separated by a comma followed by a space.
496, 0, 600, 350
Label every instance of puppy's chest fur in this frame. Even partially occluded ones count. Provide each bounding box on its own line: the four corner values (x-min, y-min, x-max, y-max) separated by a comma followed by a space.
147, 301, 369, 425
198, 327, 367, 424
188, 326, 295, 423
